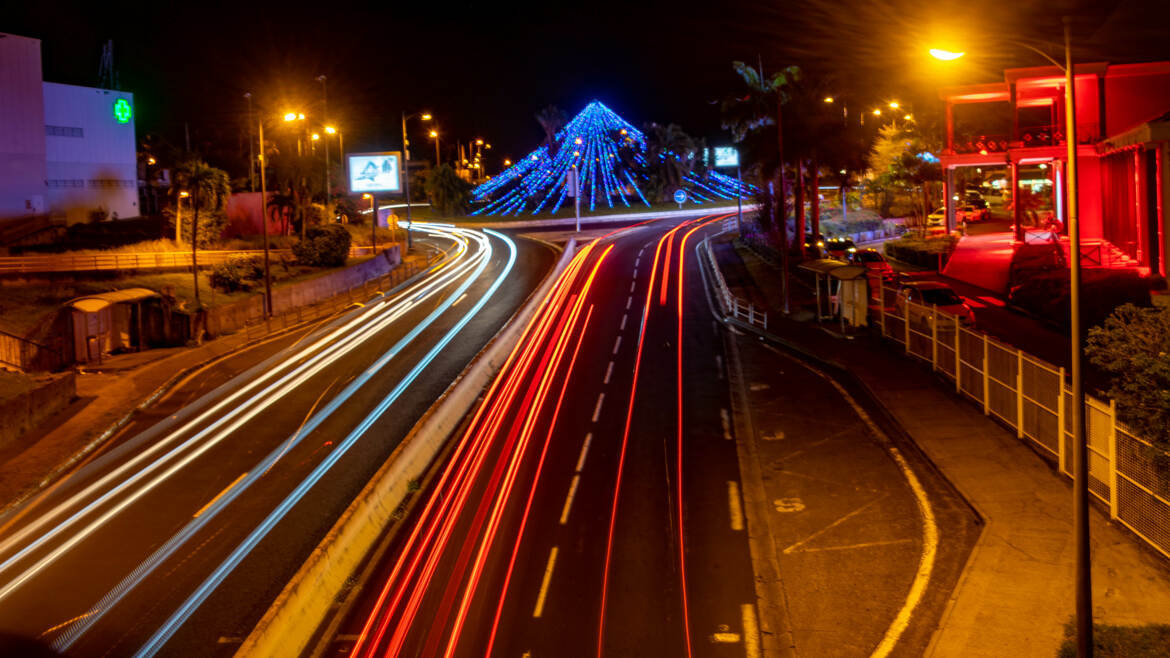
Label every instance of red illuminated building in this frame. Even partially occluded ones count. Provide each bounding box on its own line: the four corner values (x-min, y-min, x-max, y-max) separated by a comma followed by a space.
939, 61, 1170, 277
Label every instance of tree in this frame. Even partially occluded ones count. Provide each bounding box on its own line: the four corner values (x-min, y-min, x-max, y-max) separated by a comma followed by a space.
174, 159, 231, 305
640, 123, 704, 202
423, 164, 473, 216
1087, 304, 1170, 477
535, 105, 566, 157
868, 122, 942, 227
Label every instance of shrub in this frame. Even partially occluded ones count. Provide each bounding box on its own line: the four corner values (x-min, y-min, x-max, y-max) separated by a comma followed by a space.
293, 224, 352, 267
883, 234, 957, 269
210, 256, 263, 292
1009, 269, 1151, 331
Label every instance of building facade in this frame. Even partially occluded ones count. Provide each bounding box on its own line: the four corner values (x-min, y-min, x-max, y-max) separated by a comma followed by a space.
938, 61, 1170, 276
0, 32, 138, 228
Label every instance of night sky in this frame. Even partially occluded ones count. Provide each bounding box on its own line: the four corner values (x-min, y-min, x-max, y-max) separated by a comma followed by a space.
8, 0, 1170, 173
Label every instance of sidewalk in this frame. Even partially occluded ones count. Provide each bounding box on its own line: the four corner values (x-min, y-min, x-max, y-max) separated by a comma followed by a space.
711, 237, 1170, 656
0, 249, 432, 518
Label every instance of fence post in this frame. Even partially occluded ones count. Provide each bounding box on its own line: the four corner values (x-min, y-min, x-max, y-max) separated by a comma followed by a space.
880, 286, 887, 338
1109, 397, 1119, 520
931, 304, 938, 371
982, 334, 990, 415
903, 300, 910, 351
1058, 366, 1067, 475
1016, 348, 1025, 439
954, 316, 961, 392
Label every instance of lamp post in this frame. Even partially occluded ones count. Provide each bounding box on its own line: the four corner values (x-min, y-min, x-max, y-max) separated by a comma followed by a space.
401, 111, 432, 251
175, 191, 189, 245
430, 129, 441, 167
933, 19, 1091, 655
244, 93, 255, 192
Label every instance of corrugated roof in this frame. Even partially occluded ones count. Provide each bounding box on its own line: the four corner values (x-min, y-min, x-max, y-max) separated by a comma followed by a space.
68, 288, 159, 313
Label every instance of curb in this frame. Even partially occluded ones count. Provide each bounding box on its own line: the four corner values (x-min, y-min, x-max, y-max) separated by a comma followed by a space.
235, 238, 578, 658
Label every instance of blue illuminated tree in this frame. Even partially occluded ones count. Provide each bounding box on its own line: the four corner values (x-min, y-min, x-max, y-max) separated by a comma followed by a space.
471, 101, 754, 216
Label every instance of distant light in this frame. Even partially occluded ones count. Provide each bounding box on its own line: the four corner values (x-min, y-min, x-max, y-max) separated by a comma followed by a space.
311, 133, 320, 140
476, 138, 484, 145
325, 126, 337, 134
147, 157, 156, 165
574, 137, 583, 145
504, 159, 511, 166
929, 48, 965, 61
429, 130, 438, 138
486, 143, 492, 149
979, 149, 988, 155
532, 154, 539, 161
619, 129, 627, 135
873, 109, 882, 116
889, 101, 899, 109
284, 113, 297, 121
297, 113, 305, 120
1039, 163, 1048, 169
839, 169, 846, 174
362, 193, 372, 199
179, 191, 189, 198
421, 113, 432, 121
573, 150, 580, 156
823, 96, 834, 103
904, 114, 912, 121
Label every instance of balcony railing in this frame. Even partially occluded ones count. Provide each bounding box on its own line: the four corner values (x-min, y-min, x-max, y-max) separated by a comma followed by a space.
951, 122, 1101, 154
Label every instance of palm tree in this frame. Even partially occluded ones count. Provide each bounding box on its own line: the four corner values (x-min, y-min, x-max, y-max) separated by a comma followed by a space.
175, 159, 231, 305
642, 123, 700, 202
535, 105, 566, 157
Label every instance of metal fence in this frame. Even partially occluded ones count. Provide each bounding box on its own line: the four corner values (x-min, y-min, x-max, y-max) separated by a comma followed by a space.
703, 235, 767, 330
877, 285, 1170, 559
0, 245, 378, 275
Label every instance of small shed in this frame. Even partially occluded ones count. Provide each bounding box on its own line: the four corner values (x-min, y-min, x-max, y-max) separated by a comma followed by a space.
830, 265, 869, 329
68, 288, 160, 364
797, 258, 849, 320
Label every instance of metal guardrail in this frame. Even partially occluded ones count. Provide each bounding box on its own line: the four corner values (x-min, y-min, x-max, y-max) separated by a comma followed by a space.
703, 234, 767, 330
0, 245, 377, 275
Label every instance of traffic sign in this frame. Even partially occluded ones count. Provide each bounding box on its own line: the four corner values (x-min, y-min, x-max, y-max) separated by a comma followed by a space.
673, 189, 688, 205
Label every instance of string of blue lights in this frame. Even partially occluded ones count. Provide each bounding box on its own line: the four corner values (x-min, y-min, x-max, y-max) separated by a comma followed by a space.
470, 101, 755, 216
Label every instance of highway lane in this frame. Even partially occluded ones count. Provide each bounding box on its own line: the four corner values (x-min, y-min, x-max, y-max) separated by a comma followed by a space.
0, 224, 555, 656
332, 213, 976, 657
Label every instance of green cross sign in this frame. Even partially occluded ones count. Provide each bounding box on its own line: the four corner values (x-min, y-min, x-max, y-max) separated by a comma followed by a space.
113, 98, 132, 124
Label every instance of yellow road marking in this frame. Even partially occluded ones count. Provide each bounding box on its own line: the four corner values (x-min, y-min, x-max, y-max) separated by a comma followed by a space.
559, 475, 580, 525
194, 471, 248, 518
533, 546, 559, 618
728, 481, 744, 531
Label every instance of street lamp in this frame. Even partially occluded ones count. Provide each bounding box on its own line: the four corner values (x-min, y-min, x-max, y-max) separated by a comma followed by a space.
175, 191, 189, 245
429, 129, 441, 167
931, 19, 1091, 656
402, 111, 433, 251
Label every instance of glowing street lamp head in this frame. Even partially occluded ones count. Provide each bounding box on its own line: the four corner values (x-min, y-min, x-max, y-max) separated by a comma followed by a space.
283, 112, 297, 121
872, 108, 882, 116
421, 113, 432, 121
504, 159, 511, 166
324, 126, 337, 134
297, 113, 305, 120
311, 133, 320, 140
429, 130, 438, 138
475, 138, 484, 145
361, 193, 372, 199
147, 157, 156, 165
179, 191, 189, 198
888, 101, 900, 109
929, 48, 965, 61
823, 96, 834, 103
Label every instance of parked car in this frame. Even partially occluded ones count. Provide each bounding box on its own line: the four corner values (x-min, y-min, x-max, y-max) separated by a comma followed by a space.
927, 207, 947, 226
848, 248, 896, 280
957, 204, 990, 222
964, 193, 988, 210
823, 237, 856, 259
896, 280, 975, 328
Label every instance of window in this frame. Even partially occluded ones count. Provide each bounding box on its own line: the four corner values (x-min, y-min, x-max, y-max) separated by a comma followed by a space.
46, 179, 85, 188
45, 125, 84, 138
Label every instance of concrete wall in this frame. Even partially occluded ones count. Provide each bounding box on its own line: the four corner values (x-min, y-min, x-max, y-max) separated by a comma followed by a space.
0, 372, 75, 452
0, 33, 48, 221
42, 82, 138, 224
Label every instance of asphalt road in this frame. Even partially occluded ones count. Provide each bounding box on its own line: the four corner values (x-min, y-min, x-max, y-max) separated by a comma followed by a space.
328, 214, 977, 657
0, 224, 555, 657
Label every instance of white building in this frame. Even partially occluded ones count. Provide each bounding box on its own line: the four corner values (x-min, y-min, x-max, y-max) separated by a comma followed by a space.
0, 32, 138, 227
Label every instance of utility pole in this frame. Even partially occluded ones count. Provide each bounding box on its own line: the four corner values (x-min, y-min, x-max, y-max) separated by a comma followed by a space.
401, 111, 414, 251
317, 75, 330, 206
258, 119, 272, 317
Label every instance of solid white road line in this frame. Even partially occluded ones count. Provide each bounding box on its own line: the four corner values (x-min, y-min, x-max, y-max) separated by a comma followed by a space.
727, 481, 744, 531
592, 393, 605, 423
576, 433, 592, 472
604, 361, 614, 385
559, 475, 581, 524
742, 603, 762, 658
193, 473, 247, 519
533, 547, 559, 618
612, 335, 622, 355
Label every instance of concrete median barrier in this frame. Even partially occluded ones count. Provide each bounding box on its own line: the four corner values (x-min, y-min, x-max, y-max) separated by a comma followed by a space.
236, 238, 577, 658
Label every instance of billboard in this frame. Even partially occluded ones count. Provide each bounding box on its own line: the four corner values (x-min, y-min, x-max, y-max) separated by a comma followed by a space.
713, 146, 739, 168
347, 151, 402, 193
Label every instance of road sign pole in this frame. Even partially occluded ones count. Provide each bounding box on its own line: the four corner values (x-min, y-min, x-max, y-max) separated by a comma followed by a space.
736, 164, 743, 234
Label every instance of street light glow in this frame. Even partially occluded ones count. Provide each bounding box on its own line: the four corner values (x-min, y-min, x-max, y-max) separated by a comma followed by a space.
889, 101, 900, 109
475, 138, 484, 145
823, 96, 834, 103
311, 133, 320, 140
504, 159, 511, 166
297, 113, 305, 120
929, 48, 965, 60
872, 108, 882, 116
284, 113, 297, 121
325, 126, 336, 134
429, 130, 438, 138
421, 113, 432, 121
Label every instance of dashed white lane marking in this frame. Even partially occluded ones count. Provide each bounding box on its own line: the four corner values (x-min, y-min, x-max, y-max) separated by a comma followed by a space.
626, 296, 633, 310
533, 546, 559, 618
559, 474, 581, 524
728, 481, 745, 531
742, 603, 762, 658
592, 393, 605, 422
604, 361, 614, 385
635, 256, 641, 267
630, 280, 636, 293
620, 313, 628, 331
720, 408, 732, 440
612, 335, 622, 355
451, 292, 468, 307
576, 433, 593, 472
